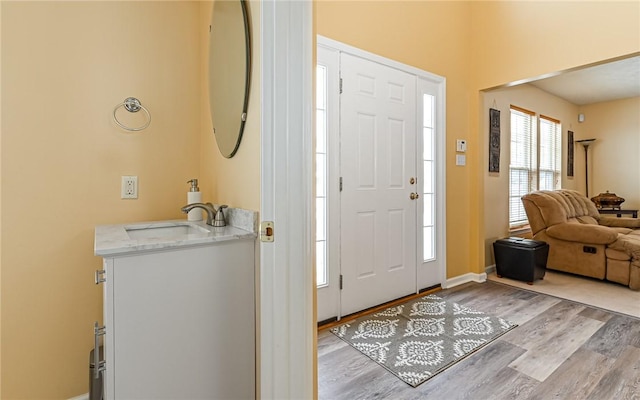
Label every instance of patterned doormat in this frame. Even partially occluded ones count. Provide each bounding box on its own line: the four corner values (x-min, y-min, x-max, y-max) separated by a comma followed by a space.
330, 294, 517, 387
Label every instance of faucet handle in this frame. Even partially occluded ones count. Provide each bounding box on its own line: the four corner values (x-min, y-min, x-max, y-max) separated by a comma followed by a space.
213, 205, 228, 227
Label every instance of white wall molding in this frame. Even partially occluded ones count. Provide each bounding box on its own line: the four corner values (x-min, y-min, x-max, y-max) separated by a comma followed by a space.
443, 272, 487, 289
260, 1, 314, 399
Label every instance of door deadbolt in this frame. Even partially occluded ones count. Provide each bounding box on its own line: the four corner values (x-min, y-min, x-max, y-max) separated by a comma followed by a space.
409, 177, 416, 185
410, 192, 419, 200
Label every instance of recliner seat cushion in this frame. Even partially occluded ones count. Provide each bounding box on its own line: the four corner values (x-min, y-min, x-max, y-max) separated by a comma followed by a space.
605, 247, 630, 261
609, 230, 640, 262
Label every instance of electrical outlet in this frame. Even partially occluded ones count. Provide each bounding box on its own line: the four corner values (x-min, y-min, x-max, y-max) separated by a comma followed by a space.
121, 176, 138, 199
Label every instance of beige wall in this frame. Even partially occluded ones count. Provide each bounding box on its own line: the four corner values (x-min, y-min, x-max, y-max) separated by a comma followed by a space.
482, 84, 582, 266
316, 1, 474, 279
470, 1, 640, 90
1, 2, 202, 398
580, 97, 640, 209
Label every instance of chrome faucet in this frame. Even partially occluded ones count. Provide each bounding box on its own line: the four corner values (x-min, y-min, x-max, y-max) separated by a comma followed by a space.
181, 202, 217, 226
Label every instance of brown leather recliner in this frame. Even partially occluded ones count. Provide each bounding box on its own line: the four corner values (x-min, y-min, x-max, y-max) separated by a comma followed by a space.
521, 189, 640, 290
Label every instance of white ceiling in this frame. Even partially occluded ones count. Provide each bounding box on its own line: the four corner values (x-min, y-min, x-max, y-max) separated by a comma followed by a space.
528, 56, 640, 106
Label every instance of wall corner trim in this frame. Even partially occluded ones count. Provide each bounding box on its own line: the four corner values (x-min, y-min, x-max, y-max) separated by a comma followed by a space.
443, 272, 487, 289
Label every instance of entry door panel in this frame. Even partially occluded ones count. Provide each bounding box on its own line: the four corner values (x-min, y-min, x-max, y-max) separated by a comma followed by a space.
340, 53, 417, 316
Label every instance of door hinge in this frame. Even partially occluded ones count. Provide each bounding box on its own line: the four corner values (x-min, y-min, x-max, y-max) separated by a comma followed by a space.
260, 221, 274, 242
339, 77, 343, 94
339, 274, 343, 290
339, 177, 343, 192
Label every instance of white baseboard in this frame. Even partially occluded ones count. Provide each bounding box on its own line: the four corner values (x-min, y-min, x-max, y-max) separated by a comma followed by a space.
68, 394, 89, 400
443, 272, 487, 289
486, 264, 496, 275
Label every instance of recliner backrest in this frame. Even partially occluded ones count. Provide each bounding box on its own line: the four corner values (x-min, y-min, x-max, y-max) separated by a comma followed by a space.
521, 189, 600, 235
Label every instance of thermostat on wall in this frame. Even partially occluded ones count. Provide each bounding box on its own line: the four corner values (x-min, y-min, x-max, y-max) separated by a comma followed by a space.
456, 139, 467, 152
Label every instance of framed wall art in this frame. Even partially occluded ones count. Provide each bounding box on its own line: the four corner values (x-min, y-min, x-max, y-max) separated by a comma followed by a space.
489, 108, 500, 173
567, 130, 574, 177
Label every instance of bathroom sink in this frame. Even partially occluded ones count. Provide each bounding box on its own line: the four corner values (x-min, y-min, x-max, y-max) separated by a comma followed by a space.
125, 223, 210, 240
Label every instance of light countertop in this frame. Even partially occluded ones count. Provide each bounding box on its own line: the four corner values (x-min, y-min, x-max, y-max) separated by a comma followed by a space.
95, 213, 257, 257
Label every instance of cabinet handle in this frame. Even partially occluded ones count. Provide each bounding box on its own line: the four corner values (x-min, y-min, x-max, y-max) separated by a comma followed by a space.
93, 322, 106, 378
95, 270, 106, 285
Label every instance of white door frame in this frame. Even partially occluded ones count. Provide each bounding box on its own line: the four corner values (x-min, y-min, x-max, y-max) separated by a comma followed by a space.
317, 36, 447, 318
260, 1, 314, 399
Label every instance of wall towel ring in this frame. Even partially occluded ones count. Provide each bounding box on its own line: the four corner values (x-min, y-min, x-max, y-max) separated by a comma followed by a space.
113, 97, 151, 131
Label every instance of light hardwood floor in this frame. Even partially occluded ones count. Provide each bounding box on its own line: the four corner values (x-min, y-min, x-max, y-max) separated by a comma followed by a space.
318, 281, 640, 400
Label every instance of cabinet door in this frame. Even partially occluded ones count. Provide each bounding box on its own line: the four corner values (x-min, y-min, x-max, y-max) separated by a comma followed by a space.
107, 240, 255, 399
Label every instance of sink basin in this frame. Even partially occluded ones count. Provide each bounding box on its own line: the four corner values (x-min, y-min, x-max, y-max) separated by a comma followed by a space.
125, 223, 210, 240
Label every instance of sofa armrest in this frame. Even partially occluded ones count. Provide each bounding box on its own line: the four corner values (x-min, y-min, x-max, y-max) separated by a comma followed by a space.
598, 216, 640, 229
545, 223, 618, 245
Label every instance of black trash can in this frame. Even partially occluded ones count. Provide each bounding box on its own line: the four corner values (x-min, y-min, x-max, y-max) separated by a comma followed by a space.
493, 237, 549, 284
89, 346, 104, 400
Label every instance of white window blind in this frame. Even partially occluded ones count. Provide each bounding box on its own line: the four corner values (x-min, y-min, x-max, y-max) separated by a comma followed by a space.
539, 115, 562, 191
509, 106, 536, 226
509, 106, 562, 227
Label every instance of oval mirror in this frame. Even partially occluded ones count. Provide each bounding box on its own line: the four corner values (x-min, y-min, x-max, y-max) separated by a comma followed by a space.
208, 0, 251, 158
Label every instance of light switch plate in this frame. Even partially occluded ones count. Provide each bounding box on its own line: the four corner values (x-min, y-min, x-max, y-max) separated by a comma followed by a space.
456, 154, 466, 166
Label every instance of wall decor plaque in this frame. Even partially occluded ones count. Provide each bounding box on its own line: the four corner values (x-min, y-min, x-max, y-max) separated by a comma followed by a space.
489, 108, 500, 173
567, 130, 574, 177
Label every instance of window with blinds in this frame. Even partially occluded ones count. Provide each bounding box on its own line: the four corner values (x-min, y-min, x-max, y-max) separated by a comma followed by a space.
539, 115, 562, 191
509, 106, 561, 227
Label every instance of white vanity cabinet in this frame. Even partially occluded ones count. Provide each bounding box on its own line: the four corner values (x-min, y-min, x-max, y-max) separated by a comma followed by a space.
97, 239, 255, 399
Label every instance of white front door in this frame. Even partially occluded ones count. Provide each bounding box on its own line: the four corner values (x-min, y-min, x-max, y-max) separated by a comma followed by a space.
339, 53, 418, 316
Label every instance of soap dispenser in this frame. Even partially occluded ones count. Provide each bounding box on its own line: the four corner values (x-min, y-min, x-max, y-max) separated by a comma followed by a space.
186, 179, 202, 221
